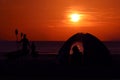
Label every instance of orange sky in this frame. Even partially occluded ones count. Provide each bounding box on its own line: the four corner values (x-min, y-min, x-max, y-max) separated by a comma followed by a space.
0, 0, 120, 41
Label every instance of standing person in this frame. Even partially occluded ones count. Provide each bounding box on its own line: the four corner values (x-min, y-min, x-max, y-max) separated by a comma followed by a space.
71, 46, 83, 65
19, 34, 30, 55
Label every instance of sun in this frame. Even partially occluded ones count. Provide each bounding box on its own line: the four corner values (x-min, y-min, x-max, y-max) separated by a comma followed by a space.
70, 13, 81, 22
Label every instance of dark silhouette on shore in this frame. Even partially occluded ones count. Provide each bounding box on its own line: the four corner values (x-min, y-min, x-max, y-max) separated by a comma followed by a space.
3, 32, 120, 78
6, 28, 40, 59
2, 31, 120, 78
5, 30, 31, 59
6, 31, 111, 66
19, 34, 30, 55
70, 46, 83, 65
58, 33, 111, 66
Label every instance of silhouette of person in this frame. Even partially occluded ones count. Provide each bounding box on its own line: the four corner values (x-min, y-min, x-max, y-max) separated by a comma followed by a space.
71, 46, 82, 65
19, 34, 30, 55
31, 41, 37, 57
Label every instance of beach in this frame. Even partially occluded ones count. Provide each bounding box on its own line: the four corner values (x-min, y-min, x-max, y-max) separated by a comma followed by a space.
0, 54, 119, 79
0, 41, 120, 78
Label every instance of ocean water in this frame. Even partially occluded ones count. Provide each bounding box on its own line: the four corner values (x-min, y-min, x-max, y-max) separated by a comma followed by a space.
0, 41, 120, 55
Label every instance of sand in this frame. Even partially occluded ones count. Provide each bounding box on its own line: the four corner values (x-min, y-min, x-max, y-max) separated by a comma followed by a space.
0, 53, 119, 79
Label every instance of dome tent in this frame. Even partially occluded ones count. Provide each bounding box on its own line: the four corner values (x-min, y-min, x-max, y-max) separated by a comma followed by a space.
58, 33, 111, 65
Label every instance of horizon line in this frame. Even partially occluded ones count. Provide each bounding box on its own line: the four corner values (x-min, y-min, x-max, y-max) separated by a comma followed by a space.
0, 40, 120, 42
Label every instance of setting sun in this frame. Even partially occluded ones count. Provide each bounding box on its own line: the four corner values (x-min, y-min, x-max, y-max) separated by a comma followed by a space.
70, 13, 81, 22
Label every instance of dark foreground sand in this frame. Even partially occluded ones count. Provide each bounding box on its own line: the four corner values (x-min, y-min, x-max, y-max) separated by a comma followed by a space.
0, 53, 120, 79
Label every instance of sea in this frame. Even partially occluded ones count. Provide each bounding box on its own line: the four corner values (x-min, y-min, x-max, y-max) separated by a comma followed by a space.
0, 41, 120, 55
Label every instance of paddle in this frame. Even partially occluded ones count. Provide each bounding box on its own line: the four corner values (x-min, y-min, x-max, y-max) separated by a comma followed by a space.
21, 32, 23, 39
15, 29, 19, 50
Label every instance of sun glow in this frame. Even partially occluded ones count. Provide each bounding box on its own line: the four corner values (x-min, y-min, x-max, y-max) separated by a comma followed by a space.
70, 13, 81, 22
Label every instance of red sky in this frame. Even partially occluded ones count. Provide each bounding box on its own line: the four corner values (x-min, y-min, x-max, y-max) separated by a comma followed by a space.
0, 0, 120, 41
